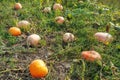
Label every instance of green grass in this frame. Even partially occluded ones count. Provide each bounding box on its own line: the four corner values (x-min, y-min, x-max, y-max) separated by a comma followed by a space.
0, 0, 120, 80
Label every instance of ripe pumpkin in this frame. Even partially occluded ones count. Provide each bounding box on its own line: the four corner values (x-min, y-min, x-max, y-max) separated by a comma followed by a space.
81, 51, 102, 62
63, 33, 75, 43
29, 59, 48, 78
55, 16, 65, 24
53, 3, 63, 10
14, 3, 22, 10
9, 27, 21, 36
27, 34, 41, 46
94, 32, 113, 45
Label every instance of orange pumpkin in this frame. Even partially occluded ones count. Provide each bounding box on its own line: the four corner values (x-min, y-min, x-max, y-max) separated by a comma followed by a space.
9, 27, 21, 36
81, 51, 102, 62
29, 59, 48, 78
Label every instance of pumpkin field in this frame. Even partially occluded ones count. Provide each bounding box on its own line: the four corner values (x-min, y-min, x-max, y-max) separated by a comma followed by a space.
0, 0, 120, 80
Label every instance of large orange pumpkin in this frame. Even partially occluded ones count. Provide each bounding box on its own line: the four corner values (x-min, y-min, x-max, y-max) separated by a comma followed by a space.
29, 59, 48, 78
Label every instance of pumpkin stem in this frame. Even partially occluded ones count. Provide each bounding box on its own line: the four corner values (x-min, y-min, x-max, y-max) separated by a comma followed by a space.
106, 25, 110, 32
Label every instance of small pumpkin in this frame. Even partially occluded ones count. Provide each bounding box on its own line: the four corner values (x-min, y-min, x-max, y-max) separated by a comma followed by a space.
81, 51, 102, 62
17, 20, 30, 28
43, 7, 51, 13
14, 3, 22, 10
94, 32, 113, 45
9, 27, 21, 36
55, 16, 65, 24
53, 3, 63, 10
63, 33, 75, 43
27, 34, 41, 46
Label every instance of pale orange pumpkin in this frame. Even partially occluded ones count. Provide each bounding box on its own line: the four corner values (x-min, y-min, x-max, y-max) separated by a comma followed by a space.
53, 3, 63, 10
94, 32, 113, 45
63, 33, 75, 42
55, 16, 65, 24
17, 20, 30, 28
14, 3, 22, 10
81, 51, 102, 62
43, 7, 51, 13
27, 34, 41, 46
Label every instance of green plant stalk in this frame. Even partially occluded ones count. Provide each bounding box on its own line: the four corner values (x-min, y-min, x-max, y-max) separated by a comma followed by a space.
81, 59, 85, 80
